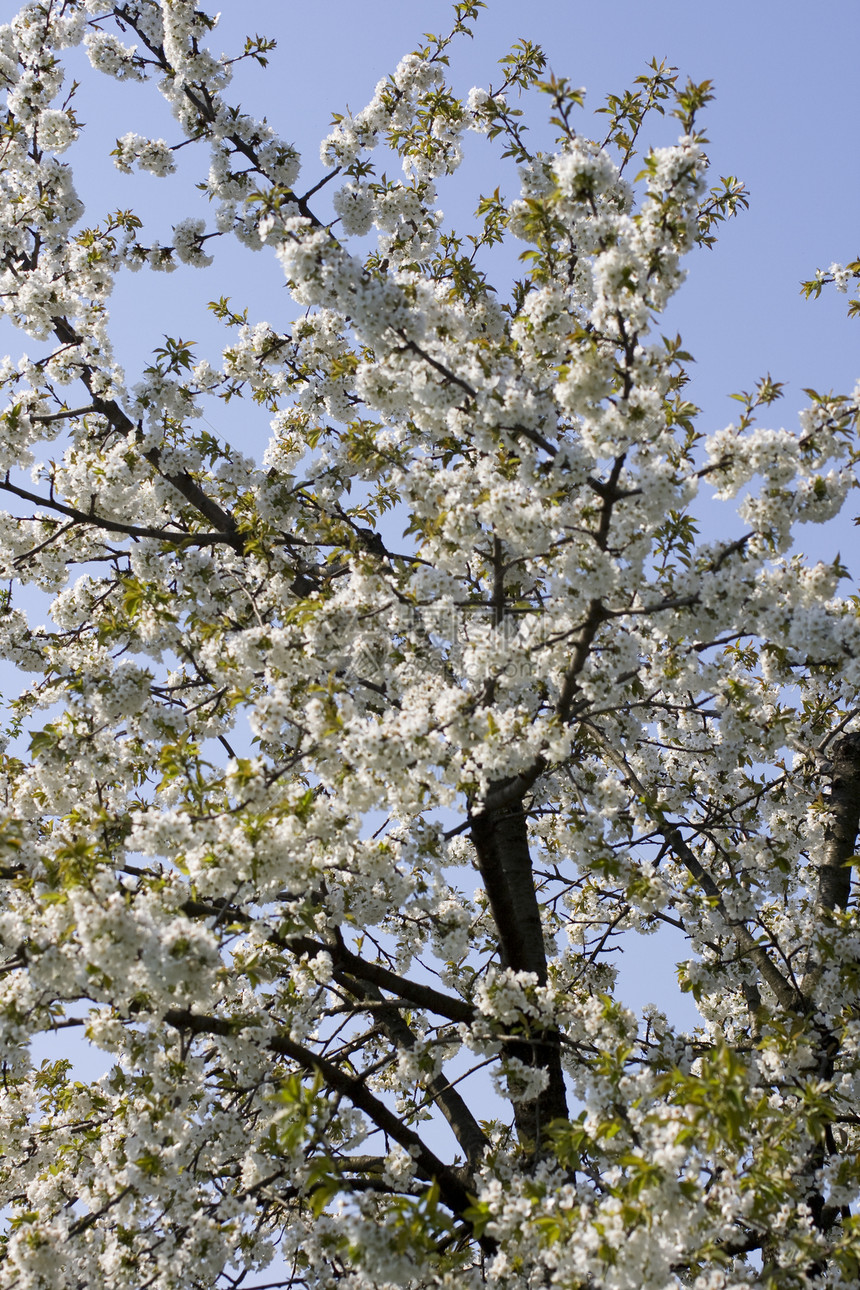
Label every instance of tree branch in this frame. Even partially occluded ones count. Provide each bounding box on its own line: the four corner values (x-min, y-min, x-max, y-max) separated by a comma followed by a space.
163, 1008, 495, 1251
597, 739, 803, 1012
470, 788, 569, 1150
334, 973, 490, 1168
180, 900, 475, 1025
0, 475, 240, 550
801, 733, 860, 994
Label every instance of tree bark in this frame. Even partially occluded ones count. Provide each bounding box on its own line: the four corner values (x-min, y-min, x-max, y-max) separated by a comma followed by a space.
801, 733, 860, 997
470, 783, 569, 1153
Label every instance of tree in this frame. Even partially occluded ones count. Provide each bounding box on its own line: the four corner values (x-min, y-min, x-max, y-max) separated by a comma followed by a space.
0, 1, 859, 1286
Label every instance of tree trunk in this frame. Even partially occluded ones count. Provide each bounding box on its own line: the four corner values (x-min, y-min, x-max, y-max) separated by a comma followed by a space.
470, 783, 569, 1153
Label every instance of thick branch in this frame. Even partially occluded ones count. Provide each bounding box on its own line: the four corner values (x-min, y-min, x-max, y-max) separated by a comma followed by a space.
163, 1008, 494, 1251
50, 316, 243, 542
182, 901, 488, 1162
180, 901, 474, 1025
337, 973, 489, 1167
143, 445, 240, 537
0, 475, 239, 550
271, 1033, 489, 1244
471, 793, 548, 983
557, 599, 611, 722
813, 734, 860, 914
470, 788, 569, 1149
599, 742, 803, 1012
801, 733, 860, 994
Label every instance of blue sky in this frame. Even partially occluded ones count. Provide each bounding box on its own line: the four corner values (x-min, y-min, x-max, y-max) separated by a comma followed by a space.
41, 1, 856, 415
40, 0, 858, 561
113, 2, 860, 399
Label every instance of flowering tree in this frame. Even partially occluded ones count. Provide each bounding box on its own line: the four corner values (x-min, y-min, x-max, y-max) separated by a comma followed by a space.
1, 2, 860, 1287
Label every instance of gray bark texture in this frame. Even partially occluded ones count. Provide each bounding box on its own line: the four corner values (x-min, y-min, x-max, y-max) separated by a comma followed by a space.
470, 784, 569, 1153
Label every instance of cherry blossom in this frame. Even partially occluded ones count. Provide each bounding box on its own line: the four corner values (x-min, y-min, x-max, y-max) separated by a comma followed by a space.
0, 3, 858, 1288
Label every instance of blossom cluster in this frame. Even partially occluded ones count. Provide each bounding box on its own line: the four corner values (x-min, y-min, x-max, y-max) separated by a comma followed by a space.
0, 3, 858, 1289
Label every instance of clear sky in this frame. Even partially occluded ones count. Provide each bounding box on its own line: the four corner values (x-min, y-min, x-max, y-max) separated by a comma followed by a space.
6, 0, 860, 1048
65, 1, 860, 410
39, 0, 859, 561
28, 2, 851, 410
